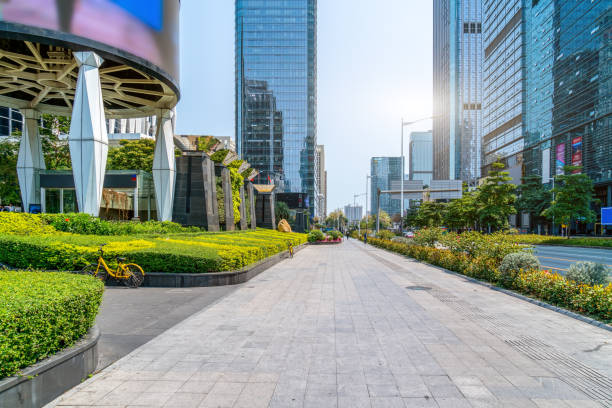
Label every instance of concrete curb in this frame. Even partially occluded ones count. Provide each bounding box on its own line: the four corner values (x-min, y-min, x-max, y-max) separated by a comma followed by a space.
535, 243, 612, 250
0, 326, 100, 408
138, 243, 307, 287
365, 243, 612, 333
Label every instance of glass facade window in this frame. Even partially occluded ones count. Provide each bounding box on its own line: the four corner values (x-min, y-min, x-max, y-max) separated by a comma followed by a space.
524, 0, 611, 207
0, 107, 23, 137
433, 0, 483, 183
482, 0, 525, 178
370, 157, 402, 217
236, 0, 317, 214
409, 131, 434, 186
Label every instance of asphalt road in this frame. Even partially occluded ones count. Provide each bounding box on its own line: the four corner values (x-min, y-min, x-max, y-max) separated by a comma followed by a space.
94, 285, 237, 371
534, 245, 612, 274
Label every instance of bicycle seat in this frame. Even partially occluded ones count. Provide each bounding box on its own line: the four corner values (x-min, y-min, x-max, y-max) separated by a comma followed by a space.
116, 257, 127, 263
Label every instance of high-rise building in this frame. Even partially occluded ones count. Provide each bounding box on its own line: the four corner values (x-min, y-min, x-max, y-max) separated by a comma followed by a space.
409, 131, 434, 186
481, 0, 525, 181
235, 0, 317, 211
238, 80, 284, 185
523, 0, 611, 210
433, 0, 483, 183
315, 145, 326, 218
370, 157, 402, 217
344, 205, 363, 226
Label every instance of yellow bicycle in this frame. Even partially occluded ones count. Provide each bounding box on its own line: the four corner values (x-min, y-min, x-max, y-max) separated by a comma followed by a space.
82, 244, 145, 288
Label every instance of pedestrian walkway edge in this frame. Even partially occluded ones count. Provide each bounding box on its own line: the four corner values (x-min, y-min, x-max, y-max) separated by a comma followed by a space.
364, 244, 612, 333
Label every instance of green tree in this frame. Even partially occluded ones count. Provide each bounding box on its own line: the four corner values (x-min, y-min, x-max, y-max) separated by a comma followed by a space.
0, 140, 20, 205
445, 192, 478, 231
326, 209, 348, 229
40, 114, 71, 170
542, 165, 597, 239
515, 175, 552, 232
275, 201, 291, 221
107, 139, 156, 171
476, 161, 517, 232
375, 209, 391, 229
403, 206, 420, 229
413, 201, 446, 228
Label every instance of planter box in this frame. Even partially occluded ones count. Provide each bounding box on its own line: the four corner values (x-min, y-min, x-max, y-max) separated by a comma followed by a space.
0, 326, 99, 408
309, 240, 342, 245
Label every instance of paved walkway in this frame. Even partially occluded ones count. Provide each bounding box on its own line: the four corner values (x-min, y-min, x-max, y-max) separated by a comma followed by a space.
49, 240, 612, 408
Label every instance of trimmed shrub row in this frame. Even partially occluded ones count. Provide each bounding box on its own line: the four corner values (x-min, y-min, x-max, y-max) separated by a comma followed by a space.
0, 271, 104, 379
366, 237, 612, 323
0, 212, 201, 236
507, 233, 612, 248
0, 230, 307, 273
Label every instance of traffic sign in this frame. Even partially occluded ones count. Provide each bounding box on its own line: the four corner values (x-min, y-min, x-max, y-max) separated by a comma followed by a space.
602, 207, 612, 225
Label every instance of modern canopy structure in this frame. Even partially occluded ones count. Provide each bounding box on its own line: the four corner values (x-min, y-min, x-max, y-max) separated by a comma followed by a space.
0, 0, 180, 220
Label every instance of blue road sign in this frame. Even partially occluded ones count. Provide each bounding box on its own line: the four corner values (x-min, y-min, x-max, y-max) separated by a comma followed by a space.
602, 207, 612, 225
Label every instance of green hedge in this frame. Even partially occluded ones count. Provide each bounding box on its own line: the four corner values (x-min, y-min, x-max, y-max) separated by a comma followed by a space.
366, 237, 612, 323
0, 227, 307, 273
0, 271, 104, 379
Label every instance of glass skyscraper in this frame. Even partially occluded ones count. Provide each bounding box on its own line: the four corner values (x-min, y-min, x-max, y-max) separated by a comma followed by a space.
481, 0, 526, 181
235, 0, 317, 213
523, 0, 611, 212
433, 0, 483, 183
370, 157, 402, 218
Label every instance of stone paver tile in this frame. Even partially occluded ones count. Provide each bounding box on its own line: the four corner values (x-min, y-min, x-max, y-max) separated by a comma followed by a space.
249, 372, 280, 383
129, 392, 173, 406
233, 382, 277, 408
531, 399, 573, 408
162, 392, 207, 407
179, 380, 216, 393
338, 396, 372, 408
455, 385, 496, 400
145, 380, 185, 393
402, 397, 440, 407
371, 397, 406, 407
433, 397, 472, 408
304, 395, 337, 408
95, 390, 141, 406
368, 384, 401, 397
54, 391, 110, 406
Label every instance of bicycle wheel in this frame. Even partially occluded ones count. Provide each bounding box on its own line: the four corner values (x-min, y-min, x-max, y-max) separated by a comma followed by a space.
82, 263, 107, 282
122, 263, 145, 288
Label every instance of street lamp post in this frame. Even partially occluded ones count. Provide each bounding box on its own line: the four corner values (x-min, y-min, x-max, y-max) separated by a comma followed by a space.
365, 174, 371, 234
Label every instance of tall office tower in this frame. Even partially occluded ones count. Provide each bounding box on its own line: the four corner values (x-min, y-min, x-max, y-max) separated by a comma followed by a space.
240, 80, 284, 186
236, 0, 317, 211
481, 0, 525, 181
433, 0, 483, 183
523, 1, 611, 209
409, 131, 434, 186
370, 157, 402, 217
315, 144, 326, 218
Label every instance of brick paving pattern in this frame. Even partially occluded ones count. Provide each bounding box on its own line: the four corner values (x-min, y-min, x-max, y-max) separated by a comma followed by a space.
49, 241, 612, 407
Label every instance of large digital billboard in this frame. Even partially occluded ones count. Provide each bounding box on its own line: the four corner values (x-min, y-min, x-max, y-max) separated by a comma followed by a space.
0, 0, 179, 81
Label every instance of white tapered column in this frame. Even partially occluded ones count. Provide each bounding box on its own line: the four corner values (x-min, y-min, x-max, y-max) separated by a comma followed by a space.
68, 51, 108, 217
17, 109, 45, 212
153, 109, 176, 221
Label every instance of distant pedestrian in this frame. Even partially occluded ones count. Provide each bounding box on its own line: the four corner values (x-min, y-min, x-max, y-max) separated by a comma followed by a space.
363, 233, 368, 245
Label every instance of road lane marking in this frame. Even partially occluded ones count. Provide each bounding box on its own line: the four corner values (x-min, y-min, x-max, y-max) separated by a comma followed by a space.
541, 265, 568, 272
537, 255, 612, 267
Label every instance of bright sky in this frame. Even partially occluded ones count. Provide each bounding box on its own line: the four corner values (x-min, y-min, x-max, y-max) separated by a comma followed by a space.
176, 0, 433, 214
